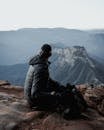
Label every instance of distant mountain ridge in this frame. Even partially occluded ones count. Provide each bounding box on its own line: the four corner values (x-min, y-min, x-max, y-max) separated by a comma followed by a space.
0, 46, 104, 85
0, 64, 28, 85
0, 28, 104, 65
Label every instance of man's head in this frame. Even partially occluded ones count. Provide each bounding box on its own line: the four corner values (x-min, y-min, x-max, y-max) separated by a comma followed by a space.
40, 44, 52, 58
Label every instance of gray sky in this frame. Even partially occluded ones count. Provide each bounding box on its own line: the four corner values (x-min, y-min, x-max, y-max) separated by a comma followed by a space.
0, 0, 104, 30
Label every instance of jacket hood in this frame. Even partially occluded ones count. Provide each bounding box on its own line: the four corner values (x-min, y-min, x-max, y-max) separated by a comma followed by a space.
29, 55, 49, 65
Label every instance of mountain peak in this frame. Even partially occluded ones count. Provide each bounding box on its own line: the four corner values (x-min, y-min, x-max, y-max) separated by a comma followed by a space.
50, 46, 103, 85
71, 46, 87, 57
53, 46, 88, 60
73, 46, 86, 51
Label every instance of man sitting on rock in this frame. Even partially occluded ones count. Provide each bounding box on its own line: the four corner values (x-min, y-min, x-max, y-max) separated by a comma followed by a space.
24, 44, 87, 119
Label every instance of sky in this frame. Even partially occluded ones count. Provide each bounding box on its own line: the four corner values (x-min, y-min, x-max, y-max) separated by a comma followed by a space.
0, 0, 104, 30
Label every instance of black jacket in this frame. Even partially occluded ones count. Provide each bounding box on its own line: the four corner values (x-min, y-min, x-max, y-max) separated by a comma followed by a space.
24, 54, 65, 104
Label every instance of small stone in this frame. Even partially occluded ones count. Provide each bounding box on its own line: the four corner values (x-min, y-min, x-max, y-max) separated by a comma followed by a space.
6, 122, 18, 130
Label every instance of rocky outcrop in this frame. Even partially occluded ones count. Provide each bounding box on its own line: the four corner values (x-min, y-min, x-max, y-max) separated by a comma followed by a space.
0, 80, 104, 130
0, 80, 10, 86
77, 84, 104, 115
42, 111, 104, 130
0, 80, 46, 130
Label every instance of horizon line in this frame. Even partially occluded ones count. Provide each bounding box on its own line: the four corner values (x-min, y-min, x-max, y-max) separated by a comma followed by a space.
0, 27, 104, 31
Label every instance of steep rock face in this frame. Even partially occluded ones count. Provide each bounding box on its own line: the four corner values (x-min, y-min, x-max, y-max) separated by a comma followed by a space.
0, 80, 104, 130
50, 46, 104, 85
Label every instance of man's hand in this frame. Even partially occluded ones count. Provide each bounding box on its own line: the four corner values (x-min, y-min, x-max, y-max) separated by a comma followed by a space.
50, 91, 56, 95
66, 83, 75, 91
51, 91, 62, 98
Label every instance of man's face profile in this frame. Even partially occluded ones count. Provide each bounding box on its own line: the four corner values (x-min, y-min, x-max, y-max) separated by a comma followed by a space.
49, 50, 52, 57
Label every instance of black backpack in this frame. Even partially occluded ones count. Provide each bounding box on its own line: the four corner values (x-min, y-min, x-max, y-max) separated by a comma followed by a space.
61, 83, 88, 119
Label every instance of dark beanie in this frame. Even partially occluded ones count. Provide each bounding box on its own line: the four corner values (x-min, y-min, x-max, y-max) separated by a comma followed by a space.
41, 44, 52, 52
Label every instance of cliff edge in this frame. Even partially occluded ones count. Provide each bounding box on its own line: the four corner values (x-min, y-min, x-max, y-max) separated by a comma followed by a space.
0, 80, 104, 130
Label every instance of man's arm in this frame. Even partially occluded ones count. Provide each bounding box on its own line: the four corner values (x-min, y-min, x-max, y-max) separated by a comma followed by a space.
48, 78, 65, 92
24, 66, 34, 99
